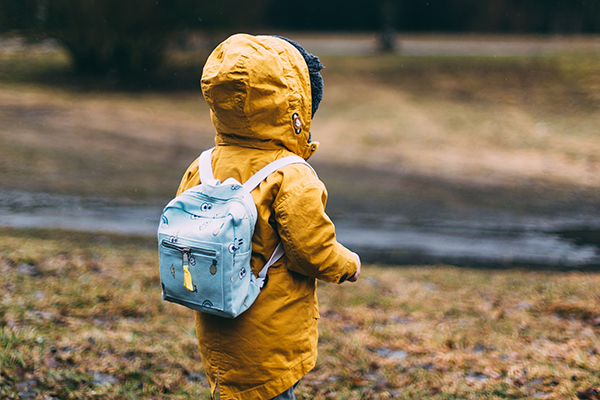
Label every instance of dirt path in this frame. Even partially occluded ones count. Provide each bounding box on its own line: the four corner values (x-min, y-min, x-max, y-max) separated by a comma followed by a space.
268, 33, 600, 56
3, 34, 600, 57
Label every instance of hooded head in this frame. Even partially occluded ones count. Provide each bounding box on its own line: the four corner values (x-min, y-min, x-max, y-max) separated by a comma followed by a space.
273, 36, 324, 119
200, 34, 322, 159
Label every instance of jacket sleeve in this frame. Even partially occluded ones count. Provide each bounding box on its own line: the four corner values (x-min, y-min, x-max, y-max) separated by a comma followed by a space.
273, 173, 358, 284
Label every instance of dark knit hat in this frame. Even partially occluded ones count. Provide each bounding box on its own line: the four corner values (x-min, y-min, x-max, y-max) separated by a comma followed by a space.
274, 36, 324, 118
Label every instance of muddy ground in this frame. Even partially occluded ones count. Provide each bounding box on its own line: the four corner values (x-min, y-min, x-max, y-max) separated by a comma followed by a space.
2, 160, 599, 268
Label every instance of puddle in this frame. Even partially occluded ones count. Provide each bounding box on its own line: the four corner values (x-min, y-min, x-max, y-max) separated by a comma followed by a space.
0, 190, 158, 236
336, 218, 600, 268
0, 190, 599, 268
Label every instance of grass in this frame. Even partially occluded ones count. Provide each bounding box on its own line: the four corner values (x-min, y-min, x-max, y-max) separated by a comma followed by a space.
314, 53, 600, 188
0, 40, 600, 204
0, 228, 210, 399
1, 227, 599, 399
0, 83, 211, 200
0, 42, 213, 200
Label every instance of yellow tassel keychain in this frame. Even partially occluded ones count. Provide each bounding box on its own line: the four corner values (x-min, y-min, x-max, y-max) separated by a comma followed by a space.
182, 250, 194, 291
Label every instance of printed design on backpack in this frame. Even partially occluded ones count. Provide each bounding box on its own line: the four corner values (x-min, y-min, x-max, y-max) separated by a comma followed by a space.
199, 221, 210, 230
228, 238, 243, 254
157, 147, 316, 318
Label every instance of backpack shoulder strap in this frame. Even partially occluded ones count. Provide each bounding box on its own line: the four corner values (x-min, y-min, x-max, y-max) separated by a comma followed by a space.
198, 147, 216, 184
198, 148, 317, 188
243, 155, 317, 192
243, 155, 317, 288
256, 242, 284, 288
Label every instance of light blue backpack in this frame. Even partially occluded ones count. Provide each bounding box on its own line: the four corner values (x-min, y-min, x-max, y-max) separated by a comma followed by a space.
157, 147, 315, 318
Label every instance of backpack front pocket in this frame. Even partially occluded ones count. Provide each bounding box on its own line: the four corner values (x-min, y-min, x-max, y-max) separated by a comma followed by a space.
160, 239, 223, 311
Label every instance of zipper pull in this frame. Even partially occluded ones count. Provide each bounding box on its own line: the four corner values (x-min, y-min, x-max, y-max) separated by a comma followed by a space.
182, 248, 194, 292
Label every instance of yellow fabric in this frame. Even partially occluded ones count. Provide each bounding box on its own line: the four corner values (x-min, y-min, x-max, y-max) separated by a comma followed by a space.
176, 34, 358, 400
182, 263, 194, 292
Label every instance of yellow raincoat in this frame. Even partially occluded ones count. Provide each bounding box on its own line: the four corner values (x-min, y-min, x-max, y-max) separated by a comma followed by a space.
176, 34, 359, 400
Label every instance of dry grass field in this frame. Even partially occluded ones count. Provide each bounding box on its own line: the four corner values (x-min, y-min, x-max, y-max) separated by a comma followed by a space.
1, 39, 600, 204
1, 228, 599, 399
316, 54, 600, 189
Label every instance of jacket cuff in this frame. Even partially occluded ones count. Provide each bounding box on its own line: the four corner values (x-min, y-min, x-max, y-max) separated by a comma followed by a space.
337, 247, 358, 283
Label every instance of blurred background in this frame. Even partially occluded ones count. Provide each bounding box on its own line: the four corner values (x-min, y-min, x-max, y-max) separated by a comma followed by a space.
0, 0, 599, 267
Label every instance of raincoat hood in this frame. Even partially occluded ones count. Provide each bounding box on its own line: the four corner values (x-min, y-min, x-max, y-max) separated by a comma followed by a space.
201, 33, 319, 160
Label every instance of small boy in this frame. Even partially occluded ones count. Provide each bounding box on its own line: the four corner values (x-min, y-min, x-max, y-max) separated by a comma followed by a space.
176, 33, 361, 400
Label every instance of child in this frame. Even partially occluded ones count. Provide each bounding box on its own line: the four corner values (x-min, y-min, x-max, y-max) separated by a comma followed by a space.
176, 33, 361, 400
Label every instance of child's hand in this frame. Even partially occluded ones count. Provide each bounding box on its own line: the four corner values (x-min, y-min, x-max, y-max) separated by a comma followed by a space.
348, 252, 361, 282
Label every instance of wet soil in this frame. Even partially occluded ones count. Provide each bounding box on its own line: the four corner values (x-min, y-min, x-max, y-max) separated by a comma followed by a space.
315, 161, 600, 268
1, 161, 599, 268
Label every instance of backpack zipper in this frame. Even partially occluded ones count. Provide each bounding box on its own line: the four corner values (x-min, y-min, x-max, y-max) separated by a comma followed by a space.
162, 240, 218, 292
161, 240, 217, 257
